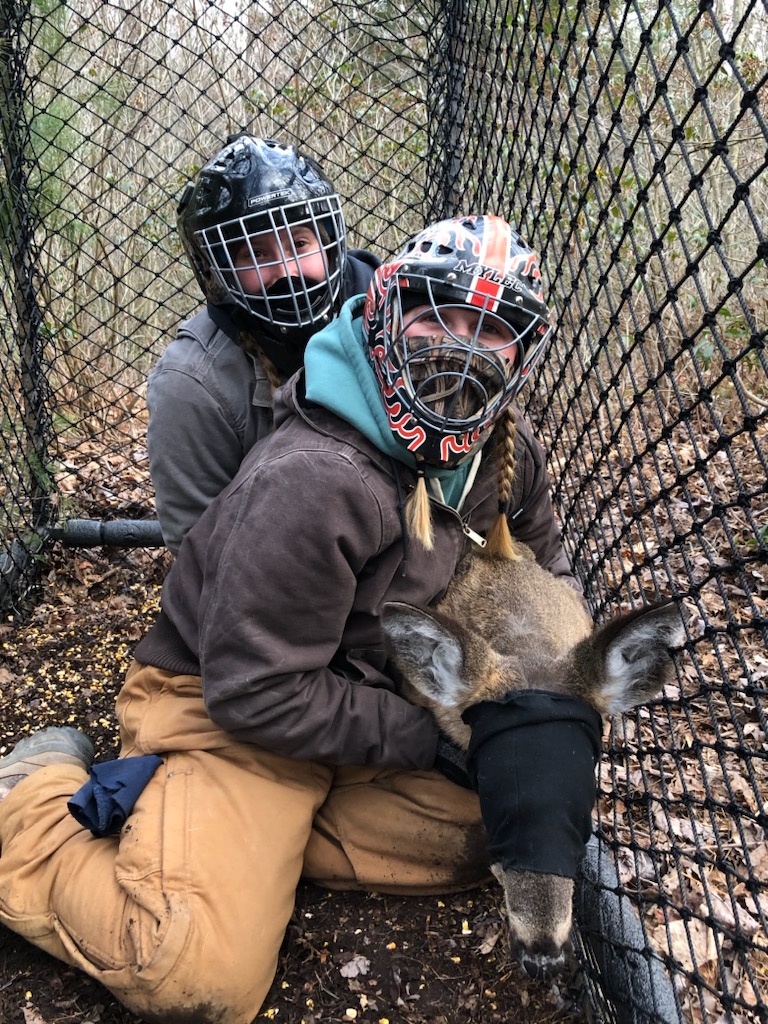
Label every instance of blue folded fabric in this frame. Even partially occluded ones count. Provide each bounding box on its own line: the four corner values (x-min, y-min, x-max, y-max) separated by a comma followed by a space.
67, 754, 164, 838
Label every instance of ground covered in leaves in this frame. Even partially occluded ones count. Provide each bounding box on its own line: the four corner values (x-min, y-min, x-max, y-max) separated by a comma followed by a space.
0, 546, 585, 1024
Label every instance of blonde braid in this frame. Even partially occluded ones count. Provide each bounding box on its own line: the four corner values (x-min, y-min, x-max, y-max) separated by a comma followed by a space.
405, 468, 435, 551
485, 408, 522, 560
239, 331, 286, 394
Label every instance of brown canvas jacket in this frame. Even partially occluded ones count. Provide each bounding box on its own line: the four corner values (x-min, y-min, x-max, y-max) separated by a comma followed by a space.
134, 373, 579, 771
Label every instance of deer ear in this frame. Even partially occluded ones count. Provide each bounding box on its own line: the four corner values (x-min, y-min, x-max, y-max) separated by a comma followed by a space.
593, 602, 686, 714
381, 602, 466, 706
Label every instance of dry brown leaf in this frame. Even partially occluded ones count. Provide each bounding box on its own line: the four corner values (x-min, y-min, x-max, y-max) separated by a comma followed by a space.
667, 918, 717, 972
701, 895, 760, 937
22, 1007, 48, 1024
725, 773, 761, 814
339, 954, 370, 979
477, 924, 502, 955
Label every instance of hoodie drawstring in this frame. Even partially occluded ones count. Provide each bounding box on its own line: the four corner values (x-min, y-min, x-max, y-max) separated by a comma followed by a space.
390, 457, 411, 577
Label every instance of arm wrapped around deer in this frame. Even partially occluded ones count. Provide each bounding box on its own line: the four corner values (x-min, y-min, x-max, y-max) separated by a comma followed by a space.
433, 732, 473, 789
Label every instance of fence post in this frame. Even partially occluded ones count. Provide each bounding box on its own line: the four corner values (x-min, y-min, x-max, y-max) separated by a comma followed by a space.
427, 0, 468, 220
0, 0, 54, 610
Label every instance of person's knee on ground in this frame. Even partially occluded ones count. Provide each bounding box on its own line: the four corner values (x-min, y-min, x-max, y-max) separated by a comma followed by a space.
0, 727, 94, 802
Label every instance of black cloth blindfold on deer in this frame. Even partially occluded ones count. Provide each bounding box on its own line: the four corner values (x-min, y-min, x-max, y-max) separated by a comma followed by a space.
463, 691, 602, 880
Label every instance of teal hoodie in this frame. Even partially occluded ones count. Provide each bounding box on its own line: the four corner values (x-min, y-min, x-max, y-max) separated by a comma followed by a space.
304, 296, 478, 510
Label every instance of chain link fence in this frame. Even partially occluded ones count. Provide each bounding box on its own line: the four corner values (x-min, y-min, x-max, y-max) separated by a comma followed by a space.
1, 1, 766, 1022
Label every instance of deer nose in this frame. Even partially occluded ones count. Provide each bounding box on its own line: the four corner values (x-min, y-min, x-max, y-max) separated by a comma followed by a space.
520, 949, 567, 978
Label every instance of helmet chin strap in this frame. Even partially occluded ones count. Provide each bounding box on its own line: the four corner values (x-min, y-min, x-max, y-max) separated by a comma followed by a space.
229, 272, 337, 376
237, 309, 333, 377
260, 275, 320, 316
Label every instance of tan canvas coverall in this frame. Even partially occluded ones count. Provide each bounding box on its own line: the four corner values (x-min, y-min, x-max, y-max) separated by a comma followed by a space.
0, 662, 486, 1023
0, 359, 576, 1021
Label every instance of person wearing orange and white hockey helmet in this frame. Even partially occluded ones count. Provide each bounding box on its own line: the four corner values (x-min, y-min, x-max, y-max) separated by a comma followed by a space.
0, 215, 582, 1024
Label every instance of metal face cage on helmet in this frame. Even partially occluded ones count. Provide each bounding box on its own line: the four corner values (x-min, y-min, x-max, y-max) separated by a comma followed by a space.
177, 134, 347, 343
363, 215, 554, 467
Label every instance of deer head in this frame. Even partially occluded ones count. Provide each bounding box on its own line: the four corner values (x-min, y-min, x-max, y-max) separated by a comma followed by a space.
381, 549, 685, 976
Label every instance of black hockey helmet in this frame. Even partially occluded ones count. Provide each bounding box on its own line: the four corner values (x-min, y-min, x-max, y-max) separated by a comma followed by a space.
177, 134, 346, 370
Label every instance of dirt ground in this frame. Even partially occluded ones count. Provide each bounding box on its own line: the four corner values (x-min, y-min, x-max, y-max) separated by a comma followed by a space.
0, 545, 586, 1024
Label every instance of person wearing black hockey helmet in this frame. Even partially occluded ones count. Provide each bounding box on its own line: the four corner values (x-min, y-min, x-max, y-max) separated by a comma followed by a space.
363, 214, 553, 553
148, 133, 379, 553
177, 133, 361, 375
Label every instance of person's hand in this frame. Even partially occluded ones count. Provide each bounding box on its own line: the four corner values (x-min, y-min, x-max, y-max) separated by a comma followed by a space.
434, 734, 473, 789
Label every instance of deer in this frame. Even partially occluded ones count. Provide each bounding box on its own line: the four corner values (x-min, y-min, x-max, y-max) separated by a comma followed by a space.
381, 541, 685, 978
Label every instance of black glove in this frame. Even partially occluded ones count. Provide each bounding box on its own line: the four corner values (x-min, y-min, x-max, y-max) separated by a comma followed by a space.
434, 734, 473, 789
